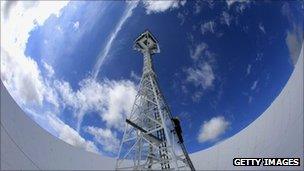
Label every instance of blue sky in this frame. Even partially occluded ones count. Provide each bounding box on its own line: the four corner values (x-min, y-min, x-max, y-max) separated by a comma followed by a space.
1, 0, 303, 156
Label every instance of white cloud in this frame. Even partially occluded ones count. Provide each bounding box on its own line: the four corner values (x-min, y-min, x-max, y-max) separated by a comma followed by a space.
250, 80, 258, 90
222, 11, 231, 26
248, 96, 253, 103
185, 44, 216, 102
256, 52, 263, 61
47, 114, 99, 154
177, 12, 185, 25
92, 1, 139, 79
73, 21, 80, 30
52, 77, 136, 154
190, 42, 208, 60
1, 50, 58, 109
0, 2, 100, 153
1, 1, 18, 19
130, 70, 141, 82
55, 78, 137, 131
43, 61, 55, 78
54, 78, 103, 131
85, 126, 120, 154
1, 49, 45, 106
143, 0, 186, 14
56, 25, 63, 33
186, 62, 215, 90
44, 82, 60, 110
101, 80, 137, 130
191, 91, 203, 102
246, 64, 251, 76
0, 1, 68, 106
201, 21, 216, 35
197, 116, 230, 143
226, 0, 250, 8
226, 0, 251, 14
194, 1, 202, 14
1, 1, 68, 53
259, 22, 266, 34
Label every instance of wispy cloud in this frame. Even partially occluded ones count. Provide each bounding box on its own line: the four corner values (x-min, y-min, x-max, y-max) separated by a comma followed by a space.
85, 126, 120, 154
246, 64, 251, 76
186, 62, 215, 90
177, 12, 186, 25
43, 61, 55, 78
190, 42, 208, 60
221, 11, 232, 26
73, 21, 80, 30
250, 80, 258, 90
248, 96, 253, 103
130, 70, 141, 82
92, 1, 139, 79
183, 42, 217, 102
259, 22, 266, 34
201, 21, 216, 35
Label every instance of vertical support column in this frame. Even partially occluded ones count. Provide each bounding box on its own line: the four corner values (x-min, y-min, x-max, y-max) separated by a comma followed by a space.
143, 50, 154, 76
116, 122, 128, 169
138, 135, 142, 169
147, 144, 153, 169
148, 73, 179, 170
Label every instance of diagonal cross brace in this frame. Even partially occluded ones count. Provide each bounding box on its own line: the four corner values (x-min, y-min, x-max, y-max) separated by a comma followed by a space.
126, 119, 162, 146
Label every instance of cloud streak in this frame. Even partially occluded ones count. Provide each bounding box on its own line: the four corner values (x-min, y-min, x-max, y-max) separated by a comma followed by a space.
92, 1, 138, 79
190, 43, 208, 60
246, 64, 251, 76
250, 80, 258, 90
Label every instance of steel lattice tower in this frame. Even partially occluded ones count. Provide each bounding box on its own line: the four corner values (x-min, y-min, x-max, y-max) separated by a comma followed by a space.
115, 30, 195, 170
